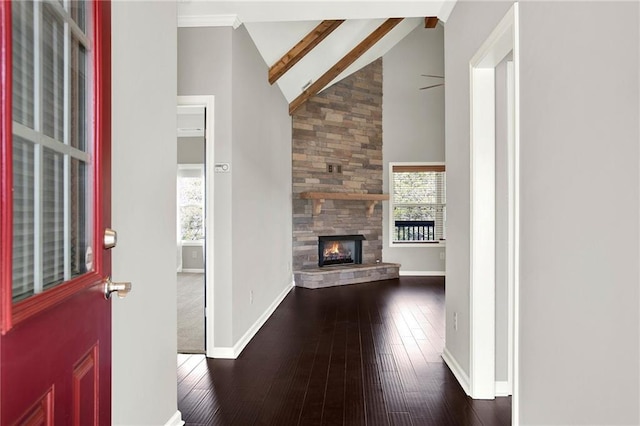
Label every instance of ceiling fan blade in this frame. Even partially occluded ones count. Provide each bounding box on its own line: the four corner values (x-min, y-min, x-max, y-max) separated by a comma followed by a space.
419, 83, 445, 90
421, 74, 444, 79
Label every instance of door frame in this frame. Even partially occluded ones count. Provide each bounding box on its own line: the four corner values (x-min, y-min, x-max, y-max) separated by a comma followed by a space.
177, 95, 215, 356
468, 2, 520, 421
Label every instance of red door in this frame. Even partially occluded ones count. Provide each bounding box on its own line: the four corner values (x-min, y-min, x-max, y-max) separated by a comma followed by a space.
0, 1, 112, 424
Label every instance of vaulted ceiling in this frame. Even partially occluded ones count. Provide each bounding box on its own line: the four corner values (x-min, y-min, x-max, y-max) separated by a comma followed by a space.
178, 1, 457, 113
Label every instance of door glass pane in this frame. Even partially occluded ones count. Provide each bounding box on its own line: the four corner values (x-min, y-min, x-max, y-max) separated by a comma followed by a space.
11, 0, 93, 302
12, 1, 34, 129
70, 1, 87, 33
42, 3, 65, 142
70, 158, 90, 278
12, 137, 35, 303
70, 38, 88, 151
42, 148, 65, 290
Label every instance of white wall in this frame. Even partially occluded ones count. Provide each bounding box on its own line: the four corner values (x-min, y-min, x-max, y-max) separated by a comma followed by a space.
178, 26, 292, 351
111, 2, 179, 424
382, 24, 446, 274
231, 26, 293, 341
518, 2, 639, 424
446, 1, 640, 424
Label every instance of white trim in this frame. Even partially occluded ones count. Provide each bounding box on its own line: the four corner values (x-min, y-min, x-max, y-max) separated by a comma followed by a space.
468, 1, 520, 413
442, 348, 470, 396
181, 268, 204, 274
495, 381, 511, 397
211, 280, 294, 359
389, 242, 446, 248
178, 14, 242, 29
164, 410, 185, 426
177, 128, 205, 138
399, 270, 445, 277
181, 240, 204, 247
178, 96, 216, 358
209, 347, 235, 359
506, 59, 515, 398
512, 5, 521, 423
469, 66, 496, 401
437, 0, 457, 23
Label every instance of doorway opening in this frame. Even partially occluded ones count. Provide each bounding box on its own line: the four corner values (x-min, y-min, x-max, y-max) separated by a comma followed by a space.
177, 96, 215, 356
468, 2, 519, 421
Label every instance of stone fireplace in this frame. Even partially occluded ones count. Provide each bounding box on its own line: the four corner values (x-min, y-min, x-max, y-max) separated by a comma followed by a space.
291, 59, 384, 271
291, 58, 400, 289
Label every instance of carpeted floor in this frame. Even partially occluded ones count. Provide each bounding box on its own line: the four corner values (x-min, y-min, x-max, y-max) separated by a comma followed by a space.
177, 272, 205, 354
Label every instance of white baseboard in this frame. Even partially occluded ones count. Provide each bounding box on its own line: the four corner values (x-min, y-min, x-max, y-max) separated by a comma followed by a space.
211, 279, 294, 359
442, 347, 471, 396
495, 380, 511, 397
181, 268, 204, 273
164, 410, 185, 426
400, 270, 446, 276
210, 347, 235, 358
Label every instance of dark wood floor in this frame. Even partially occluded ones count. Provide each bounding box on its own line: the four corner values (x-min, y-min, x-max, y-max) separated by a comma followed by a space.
177, 277, 511, 425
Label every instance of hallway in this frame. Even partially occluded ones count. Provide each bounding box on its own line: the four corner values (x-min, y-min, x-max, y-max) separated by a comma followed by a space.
177, 277, 511, 425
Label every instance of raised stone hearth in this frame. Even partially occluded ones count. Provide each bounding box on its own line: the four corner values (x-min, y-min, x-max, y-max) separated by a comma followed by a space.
294, 263, 400, 290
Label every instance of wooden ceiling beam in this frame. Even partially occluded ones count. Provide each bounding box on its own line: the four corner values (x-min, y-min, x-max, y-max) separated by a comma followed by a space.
268, 20, 345, 85
289, 18, 403, 115
424, 17, 439, 28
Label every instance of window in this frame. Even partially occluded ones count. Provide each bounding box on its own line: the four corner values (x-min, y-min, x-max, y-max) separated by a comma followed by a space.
177, 165, 204, 241
12, 1, 93, 302
390, 163, 446, 245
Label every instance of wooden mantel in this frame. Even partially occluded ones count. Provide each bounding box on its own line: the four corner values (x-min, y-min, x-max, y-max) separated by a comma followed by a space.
300, 192, 389, 216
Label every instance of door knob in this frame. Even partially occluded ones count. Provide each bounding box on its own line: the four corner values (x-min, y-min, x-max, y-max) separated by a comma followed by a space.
104, 277, 132, 299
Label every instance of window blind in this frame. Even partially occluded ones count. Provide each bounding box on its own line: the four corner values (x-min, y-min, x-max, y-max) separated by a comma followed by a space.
392, 164, 446, 242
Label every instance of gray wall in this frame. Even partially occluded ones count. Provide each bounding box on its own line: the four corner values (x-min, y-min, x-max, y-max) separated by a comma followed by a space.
111, 1, 178, 424
178, 136, 204, 164
178, 26, 234, 347
181, 245, 204, 270
518, 2, 639, 424
178, 25, 293, 348
230, 26, 293, 341
445, 1, 640, 424
382, 25, 446, 273
445, 0, 513, 380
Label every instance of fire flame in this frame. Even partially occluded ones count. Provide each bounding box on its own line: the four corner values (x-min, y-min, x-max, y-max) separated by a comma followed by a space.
325, 242, 342, 256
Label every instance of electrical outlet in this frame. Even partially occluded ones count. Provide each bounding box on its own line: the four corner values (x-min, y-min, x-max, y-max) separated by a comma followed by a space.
191, 250, 197, 259
250, 290, 253, 304
336, 164, 342, 174
327, 164, 333, 173
440, 251, 445, 260
453, 312, 458, 331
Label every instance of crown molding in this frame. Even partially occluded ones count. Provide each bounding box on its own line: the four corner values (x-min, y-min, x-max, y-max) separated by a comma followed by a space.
178, 14, 242, 29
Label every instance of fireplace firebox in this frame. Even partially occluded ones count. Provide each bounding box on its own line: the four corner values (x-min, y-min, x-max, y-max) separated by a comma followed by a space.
318, 235, 365, 267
